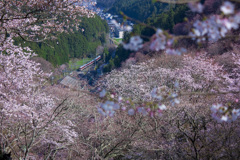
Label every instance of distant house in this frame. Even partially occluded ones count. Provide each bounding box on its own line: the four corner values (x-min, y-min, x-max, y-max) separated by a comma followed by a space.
115, 29, 124, 38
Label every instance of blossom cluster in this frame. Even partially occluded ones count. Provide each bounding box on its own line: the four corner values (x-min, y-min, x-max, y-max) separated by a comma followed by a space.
98, 100, 120, 117
149, 29, 166, 51
189, 1, 240, 42
122, 29, 188, 55
97, 89, 169, 117
122, 36, 143, 51
211, 103, 240, 122
188, 2, 204, 13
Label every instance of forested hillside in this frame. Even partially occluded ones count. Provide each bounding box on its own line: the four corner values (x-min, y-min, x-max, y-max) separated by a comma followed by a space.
107, 0, 169, 21
15, 16, 109, 66
104, 4, 188, 72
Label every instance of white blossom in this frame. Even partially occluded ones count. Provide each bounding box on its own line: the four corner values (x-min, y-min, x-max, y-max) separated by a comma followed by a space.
221, 1, 235, 15
188, 2, 204, 13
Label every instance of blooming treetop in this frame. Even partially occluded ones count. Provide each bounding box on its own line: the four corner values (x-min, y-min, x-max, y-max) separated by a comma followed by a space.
98, 53, 239, 119
0, 38, 79, 159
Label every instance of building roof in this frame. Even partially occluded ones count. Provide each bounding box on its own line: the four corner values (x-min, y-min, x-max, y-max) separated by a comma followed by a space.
60, 76, 80, 89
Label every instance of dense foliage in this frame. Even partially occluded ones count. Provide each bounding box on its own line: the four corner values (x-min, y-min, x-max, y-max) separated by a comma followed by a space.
15, 16, 109, 66
140, 4, 188, 34
96, 0, 116, 8
108, 0, 169, 21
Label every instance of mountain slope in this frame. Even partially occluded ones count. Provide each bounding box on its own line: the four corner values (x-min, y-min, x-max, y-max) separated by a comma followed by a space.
107, 0, 169, 21
15, 16, 109, 66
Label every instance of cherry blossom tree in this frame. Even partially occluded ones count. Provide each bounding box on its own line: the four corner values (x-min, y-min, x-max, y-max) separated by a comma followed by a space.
0, 0, 94, 159
0, 0, 94, 45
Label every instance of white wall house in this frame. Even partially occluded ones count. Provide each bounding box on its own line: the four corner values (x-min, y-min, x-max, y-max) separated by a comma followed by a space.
115, 29, 124, 38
